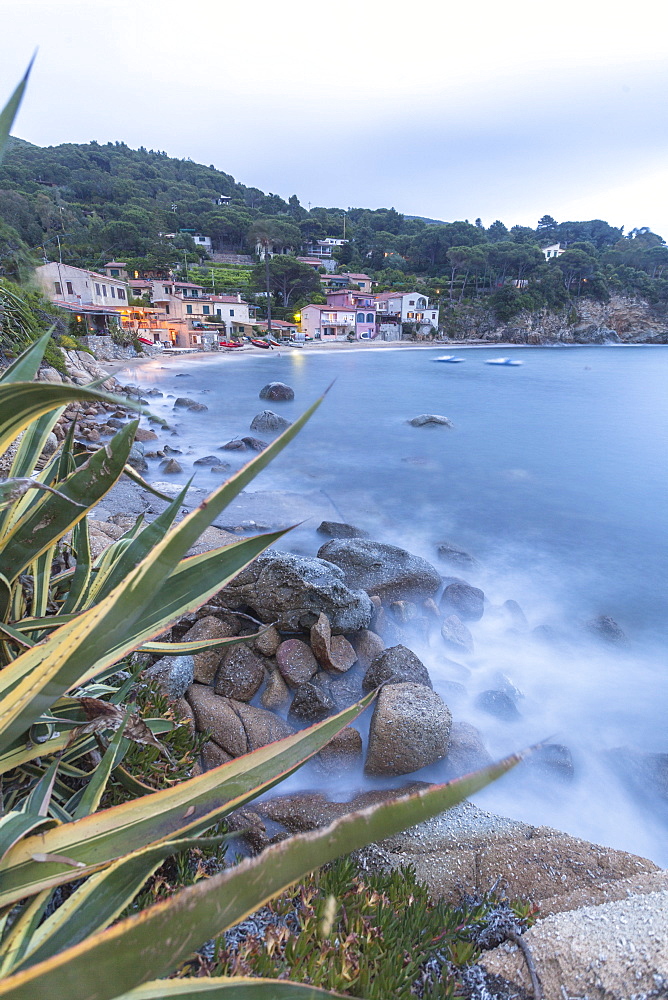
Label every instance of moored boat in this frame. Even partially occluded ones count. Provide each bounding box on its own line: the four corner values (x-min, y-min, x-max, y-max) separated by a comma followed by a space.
485, 357, 523, 366
433, 355, 465, 363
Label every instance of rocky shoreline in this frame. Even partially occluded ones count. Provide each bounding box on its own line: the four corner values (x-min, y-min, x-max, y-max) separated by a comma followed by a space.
11, 352, 667, 997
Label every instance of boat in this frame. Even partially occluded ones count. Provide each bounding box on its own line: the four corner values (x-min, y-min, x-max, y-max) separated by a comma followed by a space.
485, 357, 523, 366
251, 339, 271, 349
433, 355, 465, 363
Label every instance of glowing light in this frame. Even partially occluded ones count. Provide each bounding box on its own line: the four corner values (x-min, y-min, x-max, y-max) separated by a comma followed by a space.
294, 313, 301, 321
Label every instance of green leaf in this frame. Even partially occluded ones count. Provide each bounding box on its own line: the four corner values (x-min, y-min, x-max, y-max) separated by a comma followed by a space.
0, 753, 522, 1000
20, 759, 60, 817
59, 518, 92, 615
120, 465, 183, 502
15, 834, 230, 973
72, 714, 129, 820
0, 423, 137, 583
8, 407, 64, 481
0, 57, 33, 167
118, 981, 347, 999
140, 631, 263, 656
0, 695, 375, 906
0, 814, 56, 866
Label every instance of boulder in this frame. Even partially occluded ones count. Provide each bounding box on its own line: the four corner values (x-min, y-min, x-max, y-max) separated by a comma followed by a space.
185, 685, 247, 757
317, 539, 441, 601
183, 615, 237, 684
320, 670, 364, 711
241, 436, 268, 452
127, 444, 148, 472
214, 645, 265, 701
309, 614, 356, 673
135, 427, 158, 442
526, 743, 574, 781
260, 666, 290, 710
440, 582, 485, 622
352, 629, 385, 667
143, 655, 194, 700
250, 410, 291, 433
186, 402, 208, 413
443, 721, 492, 778
585, 614, 627, 644
436, 541, 477, 568
317, 521, 369, 539
440, 615, 474, 655
288, 681, 336, 723
276, 639, 318, 687
220, 439, 247, 451
362, 644, 432, 692
259, 381, 294, 401
194, 455, 224, 466
201, 741, 232, 771
216, 551, 373, 633
252, 624, 282, 657
173, 397, 199, 408
407, 414, 453, 427
475, 689, 520, 721
230, 700, 295, 751
365, 682, 452, 776
161, 458, 182, 474
316, 727, 363, 773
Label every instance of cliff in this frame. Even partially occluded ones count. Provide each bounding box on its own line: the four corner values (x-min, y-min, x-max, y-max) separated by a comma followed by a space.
444, 294, 668, 345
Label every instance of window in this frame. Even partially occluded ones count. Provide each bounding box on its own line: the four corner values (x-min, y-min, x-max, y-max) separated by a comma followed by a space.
192, 290, 198, 297
110, 269, 119, 277
117, 288, 126, 300
409, 299, 415, 305
165, 304, 170, 315
54, 282, 62, 295
229, 309, 234, 317
110, 286, 116, 298
407, 312, 414, 319
186, 305, 193, 314
203, 305, 210, 315
95, 283, 100, 295
164, 286, 172, 294
366, 313, 374, 324
101, 285, 107, 296
356, 312, 364, 323
216, 308, 221, 317
66, 281, 74, 295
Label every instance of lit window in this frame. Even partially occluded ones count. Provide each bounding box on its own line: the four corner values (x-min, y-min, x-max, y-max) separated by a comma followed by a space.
54, 282, 62, 295
66, 281, 74, 295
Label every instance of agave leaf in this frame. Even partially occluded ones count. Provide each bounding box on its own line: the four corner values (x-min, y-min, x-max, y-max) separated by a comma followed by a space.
29, 548, 54, 621
118, 981, 347, 999
20, 758, 60, 817
0, 695, 374, 907
0, 57, 33, 166
0, 330, 51, 386
140, 630, 266, 656
0, 391, 323, 741
0, 753, 522, 1000
59, 517, 91, 615
8, 407, 64, 482
0, 889, 51, 979
72, 713, 129, 821
14, 833, 231, 974
0, 423, 138, 583
0, 383, 148, 454
0, 814, 57, 866
121, 465, 183, 502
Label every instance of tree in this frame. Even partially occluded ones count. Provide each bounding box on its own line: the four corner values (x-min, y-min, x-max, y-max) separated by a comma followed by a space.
536, 215, 558, 242
487, 220, 509, 243
251, 255, 320, 307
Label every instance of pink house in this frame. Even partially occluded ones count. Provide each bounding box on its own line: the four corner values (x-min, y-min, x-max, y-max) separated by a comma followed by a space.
326, 290, 377, 339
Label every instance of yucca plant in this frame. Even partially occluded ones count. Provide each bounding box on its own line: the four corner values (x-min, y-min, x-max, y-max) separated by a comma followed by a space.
0, 71, 522, 1000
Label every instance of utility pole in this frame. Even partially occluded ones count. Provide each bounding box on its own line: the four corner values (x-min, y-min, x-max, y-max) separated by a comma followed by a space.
264, 245, 272, 338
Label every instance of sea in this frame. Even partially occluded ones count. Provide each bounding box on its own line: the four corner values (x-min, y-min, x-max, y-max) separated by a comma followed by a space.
116, 344, 668, 865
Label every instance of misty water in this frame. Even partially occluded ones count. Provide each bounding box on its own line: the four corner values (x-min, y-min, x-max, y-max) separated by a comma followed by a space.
119, 345, 668, 864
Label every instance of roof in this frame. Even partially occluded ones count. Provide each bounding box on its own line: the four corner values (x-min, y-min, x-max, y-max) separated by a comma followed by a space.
342, 273, 371, 280
257, 319, 297, 328
209, 295, 247, 303
174, 281, 205, 289
302, 304, 354, 314
52, 301, 125, 316
104, 261, 127, 268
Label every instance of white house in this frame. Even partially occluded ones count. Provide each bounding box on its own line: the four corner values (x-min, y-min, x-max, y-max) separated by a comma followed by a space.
374, 291, 439, 329
35, 262, 129, 309
192, 234, 212, 252
542, 243, 565, 260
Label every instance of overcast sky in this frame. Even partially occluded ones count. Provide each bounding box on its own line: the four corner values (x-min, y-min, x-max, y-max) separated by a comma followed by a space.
2, 0, 668, 238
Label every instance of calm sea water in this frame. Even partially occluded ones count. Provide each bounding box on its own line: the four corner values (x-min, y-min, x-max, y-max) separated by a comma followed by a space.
120, 345, 668, 863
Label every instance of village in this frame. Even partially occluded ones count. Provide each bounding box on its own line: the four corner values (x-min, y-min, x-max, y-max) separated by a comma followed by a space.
32, 234, 443, 351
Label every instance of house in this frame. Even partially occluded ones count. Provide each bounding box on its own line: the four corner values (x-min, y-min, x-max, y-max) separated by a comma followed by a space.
255, 318, 299, 339
299, 304, 355, 340
542, 243, 565, 260
103, 261, 129, 280
374, 291, 439, 329
34, 262, 130, 335
118, 305, 173, 346
296, 257, 325, 272
326, 290, 377, 339
208, 294, 257, 338
340, 272, 373, 293
192, 234, 213, 252
305, 238, 348, 259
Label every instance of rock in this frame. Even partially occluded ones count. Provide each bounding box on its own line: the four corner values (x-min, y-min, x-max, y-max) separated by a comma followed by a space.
316, 727, 363, 773
440, 582, 485, 622
276, 639, 318, 687
259, 381, 294, 401
480, 891, 668, 1000
444, 721, 492, 777
585, 614, 627, 644
260, 666, 290, 710
201, 741, 233, 770
309, 613, 331, 667
216, 551, 373, 633
362, 644, 432, 692
317, 539, 441, 601
440, 615, 474, 655
501, 599, 528, 628
475, 689, 520, 721
407, 414, 453, 427
143, 655, 194, 700
320, 670, 363, 711
183, 615, 237, 684
241, 436, 268, 451
135, 427, 158, 442
173, 397, 199, 408
309, 614, 356, 673
352, 629, 385, 667
249, 410, 291, 433
186, 525, 238, 557
163, 444, 182, 455
230, 700, 295, 751
214, 645, 265, 701
41, 432, 59, 458
526, 743, 574, 780
436, 541, 477, 568
210, 464, 231, 474
605, 747, 668, 803
365, 682, 452, 776
107, 417, 126, 428
193, 455, 224, 466
161, 458, 183, 474
317, 521, 369, 539
389, 600, 418, 624
127, 444, 147, 472
186, 402, 208, 412
288, 681, 336, 723
220, 439, 247, 451
185, 685, 247, 757
252, 624, 282, 657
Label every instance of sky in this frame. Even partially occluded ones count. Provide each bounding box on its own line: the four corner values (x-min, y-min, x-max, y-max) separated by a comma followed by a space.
2, 0, 668, 238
